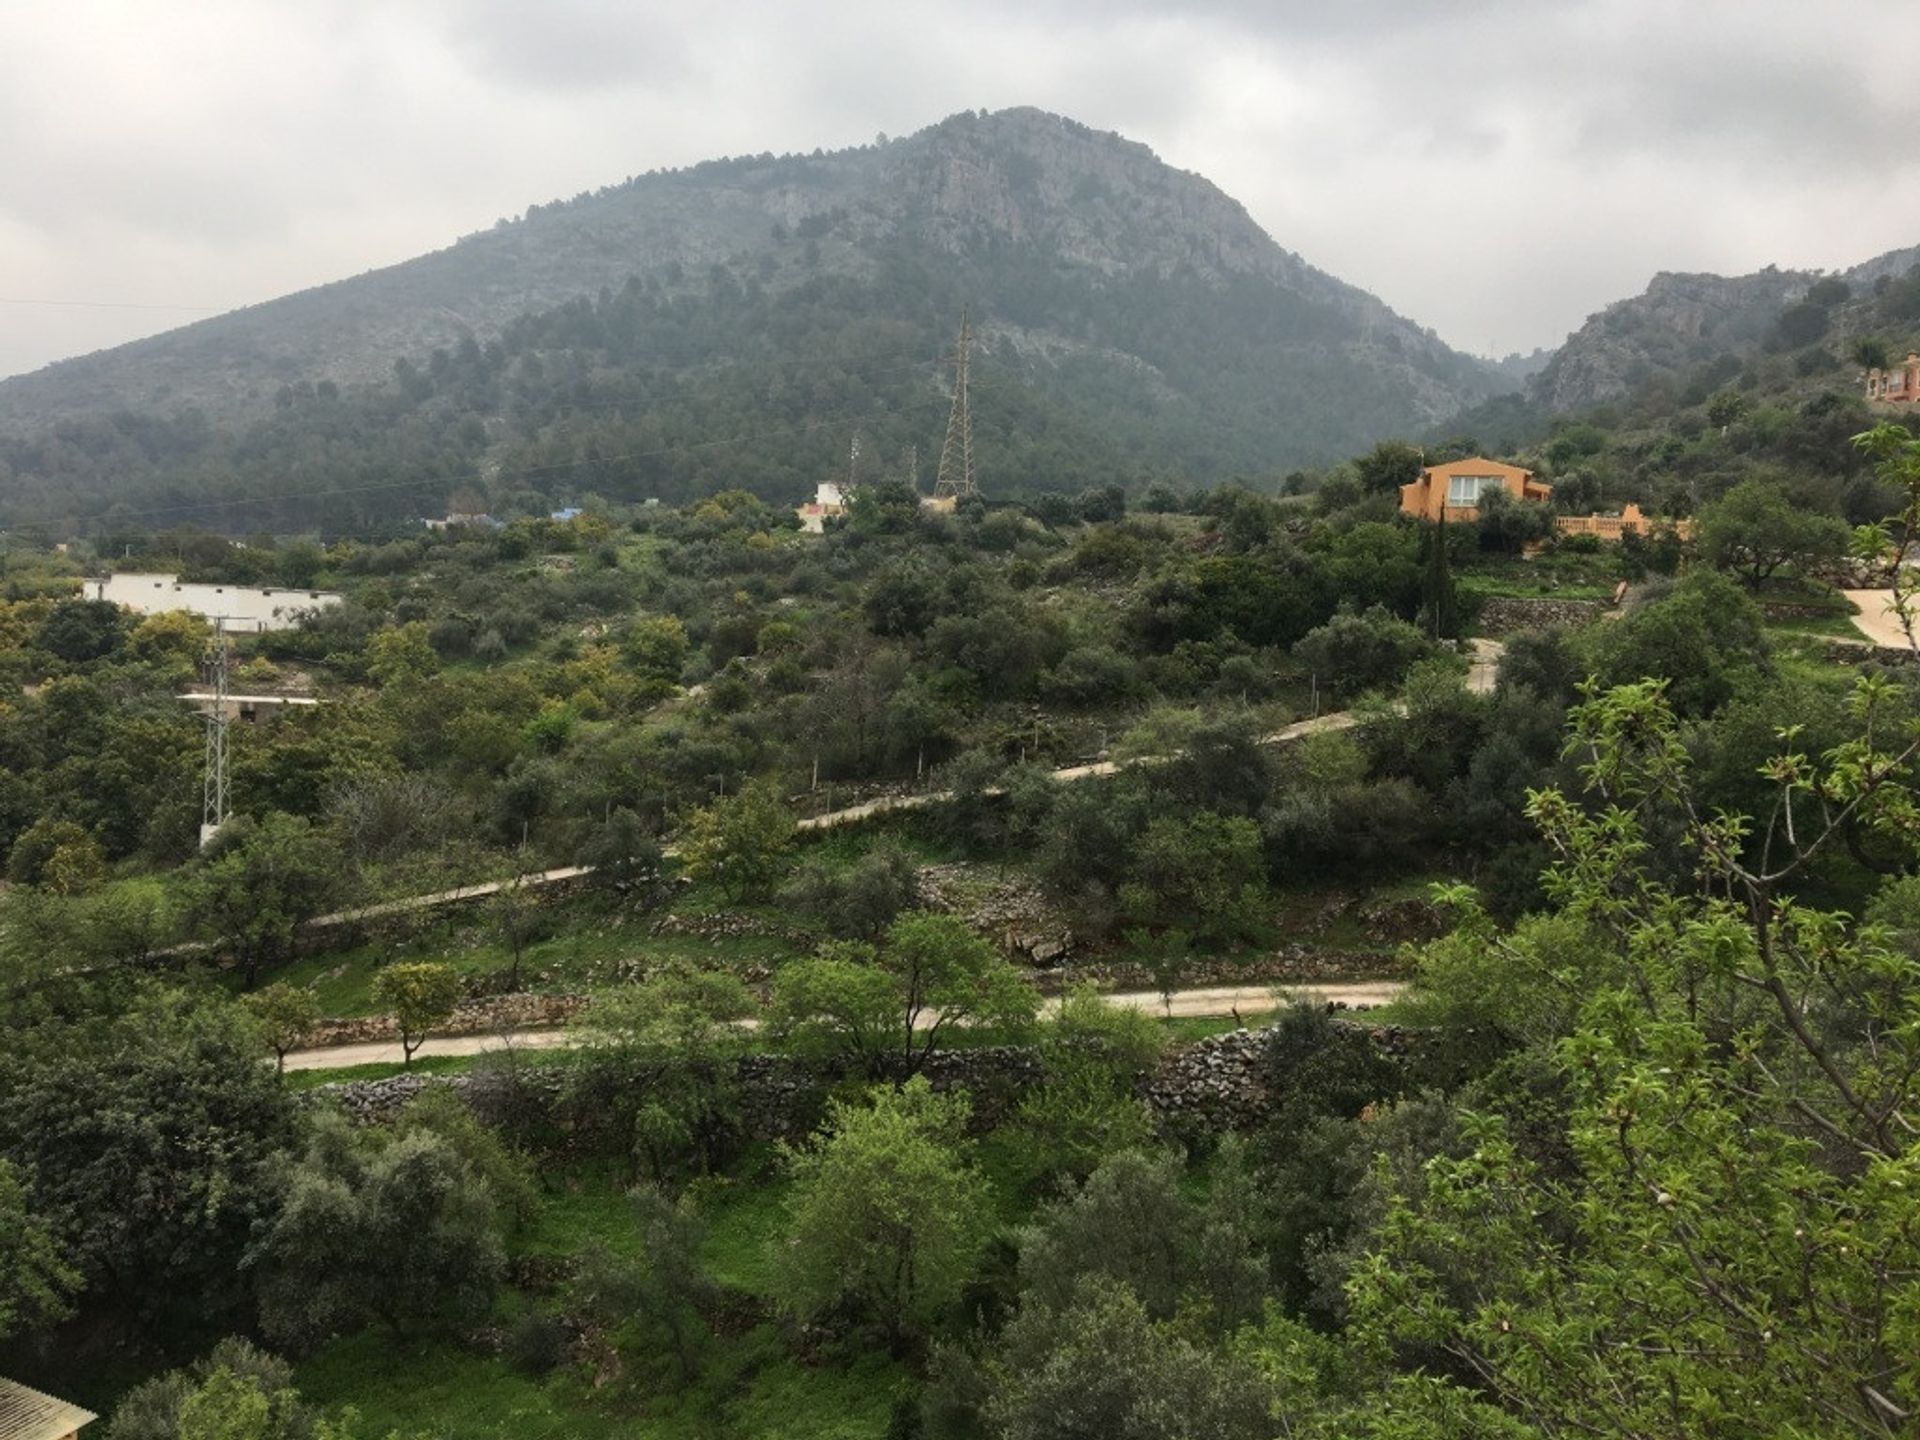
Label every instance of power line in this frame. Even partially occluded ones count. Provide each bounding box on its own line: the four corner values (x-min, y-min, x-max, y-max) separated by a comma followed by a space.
201, 620, 231, 848
934, 312, 978, 501
10, 316, 1029, 535
0, 296, 224, 313
79, 394, 951, 528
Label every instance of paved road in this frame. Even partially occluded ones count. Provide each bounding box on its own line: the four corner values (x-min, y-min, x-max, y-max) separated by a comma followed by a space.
1843, 590, 1909, 650
282, 979, 1407, 1072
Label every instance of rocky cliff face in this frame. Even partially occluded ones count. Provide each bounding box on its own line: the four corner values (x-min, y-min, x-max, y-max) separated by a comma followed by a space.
1530, 267, 1813, 413
1528, 239, 1920, 415
0, 107, 1502, 449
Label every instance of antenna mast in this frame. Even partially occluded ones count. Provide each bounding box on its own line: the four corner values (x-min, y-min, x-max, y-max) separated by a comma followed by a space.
934, 314, 978, 501
200, 618, 231, 848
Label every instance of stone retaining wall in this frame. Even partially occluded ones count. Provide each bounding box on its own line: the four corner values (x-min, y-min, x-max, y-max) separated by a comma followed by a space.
1476, 596, 1605, 636
1760, 600, 1850, 622
300, 992, 587, 1048
1826, 637, 1915, 666
306, 1014, 1413, 1138
1064, 947, 1406, 992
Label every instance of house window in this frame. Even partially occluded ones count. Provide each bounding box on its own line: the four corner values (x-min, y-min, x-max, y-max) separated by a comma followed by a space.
1448, 475, 1492, 506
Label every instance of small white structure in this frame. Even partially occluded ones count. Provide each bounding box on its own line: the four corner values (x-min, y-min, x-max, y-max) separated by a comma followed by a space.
423, 512, 503, 532
86, 573, 342, 633
797, 482, 850, 534
178, 692, 324, 723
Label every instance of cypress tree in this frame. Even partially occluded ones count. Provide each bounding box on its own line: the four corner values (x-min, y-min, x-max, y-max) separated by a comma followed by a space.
1424, 517, 1457, 639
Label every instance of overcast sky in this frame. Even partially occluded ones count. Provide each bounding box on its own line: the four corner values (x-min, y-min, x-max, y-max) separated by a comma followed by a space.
4, 0, 1919, 382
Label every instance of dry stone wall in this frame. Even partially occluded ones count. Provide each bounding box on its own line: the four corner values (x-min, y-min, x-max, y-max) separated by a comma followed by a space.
300, 992, 586, 1048
1477, 596, 1605, 636
307, 1013, 1415, 1139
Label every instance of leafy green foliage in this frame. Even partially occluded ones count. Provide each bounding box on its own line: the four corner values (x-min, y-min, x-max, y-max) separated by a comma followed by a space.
680, 781, 796, 903
770, 911, 1039, 1078
774, 1077, 990, 1346
565, 966, 753, 1183
243, 983, 322, 1073
1293, 606, 1435, 699
1350, 668, 1920, 1436
184, 812, 354, 988
370, 962, 461, 1066
1696, 476, 1849, 586
0, 1156, 76, 1342
0, 986, 296, 1329
250, 1113, 505, 1349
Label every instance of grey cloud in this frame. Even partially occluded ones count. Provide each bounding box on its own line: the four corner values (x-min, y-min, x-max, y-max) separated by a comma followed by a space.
1572, 53, 1920, 176
2, 0, 1920, 378
432, 0, 698, 90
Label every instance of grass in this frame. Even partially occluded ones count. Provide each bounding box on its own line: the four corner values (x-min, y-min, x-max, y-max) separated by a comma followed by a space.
293, 1159, 912, 1439
699, 1170, 795, 1295
250, 895, 807, 1018
516, 1161, 651, 1261
1765, 610, 1868, 639
296, 1332, 629, 1440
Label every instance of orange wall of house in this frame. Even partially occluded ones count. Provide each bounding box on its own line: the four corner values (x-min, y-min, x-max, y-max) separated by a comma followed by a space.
1397, 461, 1539, 522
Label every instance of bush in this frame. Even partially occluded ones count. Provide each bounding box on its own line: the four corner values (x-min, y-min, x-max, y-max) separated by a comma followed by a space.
1292, 605, 1435, 699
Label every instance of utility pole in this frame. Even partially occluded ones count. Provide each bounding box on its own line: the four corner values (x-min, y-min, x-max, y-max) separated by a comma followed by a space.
847, 434, 862, 490
934, 313, 978, 502
200, 618, 231, 848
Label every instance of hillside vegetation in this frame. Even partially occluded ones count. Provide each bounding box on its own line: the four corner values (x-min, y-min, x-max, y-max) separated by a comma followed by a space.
9, 402, 1920, 1436
0, 109, 1509, 531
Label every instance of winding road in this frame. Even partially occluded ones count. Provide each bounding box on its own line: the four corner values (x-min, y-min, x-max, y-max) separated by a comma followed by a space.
303, 640, 1506, 926
279, 647, 1488, 1072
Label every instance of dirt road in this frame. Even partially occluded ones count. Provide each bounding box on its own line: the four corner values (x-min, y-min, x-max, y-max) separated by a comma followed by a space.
1842, 590, 1910, 650
282, 979, 1407, 1072
296, 643, 1505, 923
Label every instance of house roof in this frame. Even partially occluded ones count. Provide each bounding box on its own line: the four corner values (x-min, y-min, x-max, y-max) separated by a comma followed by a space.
0, 1379, 95, 1440
1421, 456, 1533, 478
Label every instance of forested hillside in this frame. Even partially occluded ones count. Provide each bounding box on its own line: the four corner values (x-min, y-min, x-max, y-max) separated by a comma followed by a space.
1445, 246, 1920, 502
9, 385, 1920, 1437
0, 109, 1510, 532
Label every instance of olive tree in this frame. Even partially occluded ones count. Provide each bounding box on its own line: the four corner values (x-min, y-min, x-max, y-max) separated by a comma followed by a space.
769, 910, 1038, 1077
371, 962, 461, 1067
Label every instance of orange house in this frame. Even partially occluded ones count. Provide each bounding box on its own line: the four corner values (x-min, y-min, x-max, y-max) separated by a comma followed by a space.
1866, 351, 1920, 405
1398, 457, 1550, 523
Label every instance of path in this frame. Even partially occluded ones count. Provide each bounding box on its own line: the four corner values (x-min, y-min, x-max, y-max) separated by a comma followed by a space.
299, 641, 1506, 928
1842, 590, 1911, 651
282, 979, 1408, 1072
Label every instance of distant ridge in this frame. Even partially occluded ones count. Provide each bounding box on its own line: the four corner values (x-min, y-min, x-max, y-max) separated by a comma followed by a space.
1529, 241, 1920, 414
0, 108, 1510, 527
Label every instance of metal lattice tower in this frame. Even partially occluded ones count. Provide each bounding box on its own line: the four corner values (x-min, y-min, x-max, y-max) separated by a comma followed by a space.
200, 619, 231, 848
934, 314, 977, 501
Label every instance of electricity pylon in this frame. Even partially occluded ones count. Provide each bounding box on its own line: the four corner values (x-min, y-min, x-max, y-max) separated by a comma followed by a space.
934, 314, 977, 501
200, 618, 231, 848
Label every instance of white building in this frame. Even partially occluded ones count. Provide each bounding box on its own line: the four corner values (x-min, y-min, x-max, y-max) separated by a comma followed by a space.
86, 573, 343, 633
796, 481, 850, 534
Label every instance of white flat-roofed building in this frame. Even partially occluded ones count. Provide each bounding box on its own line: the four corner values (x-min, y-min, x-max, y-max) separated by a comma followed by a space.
85, 573, 342, 633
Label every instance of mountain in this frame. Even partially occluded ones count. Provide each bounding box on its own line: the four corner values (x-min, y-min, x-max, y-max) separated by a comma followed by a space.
0, 108, 1508, 531
1528, 242, 1920, 415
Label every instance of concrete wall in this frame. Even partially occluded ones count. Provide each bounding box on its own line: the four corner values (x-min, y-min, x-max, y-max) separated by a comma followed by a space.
87, 572, 342, 633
